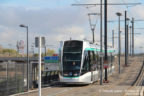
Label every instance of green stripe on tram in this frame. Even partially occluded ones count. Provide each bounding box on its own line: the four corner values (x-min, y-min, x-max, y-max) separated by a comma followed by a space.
64, 76, 79, 78
85, 48, 115, 53
85, 48, 100, 51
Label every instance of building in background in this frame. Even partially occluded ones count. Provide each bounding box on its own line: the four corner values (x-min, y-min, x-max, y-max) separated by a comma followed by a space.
17, 40, 25, 55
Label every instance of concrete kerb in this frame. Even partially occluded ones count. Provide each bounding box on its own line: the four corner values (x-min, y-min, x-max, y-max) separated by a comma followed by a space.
9, 89, 38, 96
9, 87, 51, 96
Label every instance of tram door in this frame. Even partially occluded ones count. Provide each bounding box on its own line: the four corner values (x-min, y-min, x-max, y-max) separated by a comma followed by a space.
89, 51, 95, 82
91, 64, 94, 82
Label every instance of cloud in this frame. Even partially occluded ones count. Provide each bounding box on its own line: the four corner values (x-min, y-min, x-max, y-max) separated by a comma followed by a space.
0, 5, 89, 50
131, 5, 144, 19
0, 25, 25, 48
0, 0, 143, 54
55, 26, 86, 40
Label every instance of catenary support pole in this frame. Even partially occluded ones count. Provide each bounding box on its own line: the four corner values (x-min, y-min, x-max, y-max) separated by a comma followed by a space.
38, 37, 41, 96
92, 28, 95, 43
112, 30, 114, 48
132, 18, 134, 56
118, 15, 121, 74
100, 0, 103, 85
127, 24, 129, 64
130, 26, 132, 56
116, 12, 122, 74
104, 0, 108, 82
125, 11, 128, 66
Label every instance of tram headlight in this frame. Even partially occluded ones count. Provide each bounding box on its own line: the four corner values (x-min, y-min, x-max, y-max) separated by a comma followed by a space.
63, 73, 68, 76
74, 73, 78, 76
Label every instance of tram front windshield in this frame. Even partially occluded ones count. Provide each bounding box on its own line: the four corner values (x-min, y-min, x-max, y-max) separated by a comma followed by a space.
62, 41, 83, 77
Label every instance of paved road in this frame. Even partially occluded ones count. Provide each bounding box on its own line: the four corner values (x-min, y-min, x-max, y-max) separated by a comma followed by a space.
12, 85, 143, 96
11, 56, 144, 96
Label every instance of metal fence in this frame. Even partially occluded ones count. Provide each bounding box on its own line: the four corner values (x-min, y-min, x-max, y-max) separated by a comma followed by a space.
0, 61, 27, 96
0, 60, 59, 96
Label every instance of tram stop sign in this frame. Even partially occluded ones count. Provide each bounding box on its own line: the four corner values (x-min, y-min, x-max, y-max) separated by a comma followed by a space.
44, 56, 59, 63
35, 37, 45, 48
44, 56, 59, 71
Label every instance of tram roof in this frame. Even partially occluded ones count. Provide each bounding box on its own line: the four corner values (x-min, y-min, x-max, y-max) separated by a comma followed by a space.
62, 40, 116, 52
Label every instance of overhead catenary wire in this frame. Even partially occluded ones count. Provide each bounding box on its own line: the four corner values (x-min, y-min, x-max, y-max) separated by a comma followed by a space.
120, 0, 134, 17
72, 3, 141, 6
73, 1, 101, 42
73, 0, 97, 9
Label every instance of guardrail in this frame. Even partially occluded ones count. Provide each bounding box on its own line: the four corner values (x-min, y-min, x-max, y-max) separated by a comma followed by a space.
31, 70, 59, 88
42, 70, 59, 84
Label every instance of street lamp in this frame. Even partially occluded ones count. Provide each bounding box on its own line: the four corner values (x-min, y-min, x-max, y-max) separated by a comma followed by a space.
19, 24, 29, 91
116, 12, 122, 74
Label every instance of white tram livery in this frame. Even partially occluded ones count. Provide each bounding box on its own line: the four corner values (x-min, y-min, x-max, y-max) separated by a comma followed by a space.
59, 40, 115, 84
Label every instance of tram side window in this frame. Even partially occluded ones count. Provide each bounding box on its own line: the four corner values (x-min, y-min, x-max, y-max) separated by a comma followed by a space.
81, 51, 90, 75
94, 51, 97, 61
88, 51, 92, 70
94, 51, 100, 70
90, 51, 94, 64
89, 51, 97, 71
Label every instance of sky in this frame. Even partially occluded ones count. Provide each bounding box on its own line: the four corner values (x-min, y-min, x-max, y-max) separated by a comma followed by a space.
0, 0, 144, 54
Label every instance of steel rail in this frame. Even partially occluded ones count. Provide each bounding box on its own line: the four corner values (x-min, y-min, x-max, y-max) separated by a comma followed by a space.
123, 61, 144, 96
132, 61, 144, 86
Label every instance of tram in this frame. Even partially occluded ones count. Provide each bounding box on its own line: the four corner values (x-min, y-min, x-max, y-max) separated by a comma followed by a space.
59, 40, 115, 84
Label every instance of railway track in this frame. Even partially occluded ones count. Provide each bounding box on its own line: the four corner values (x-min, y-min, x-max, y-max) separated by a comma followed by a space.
123, 61, 144, 96
132, 61, 144, 86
